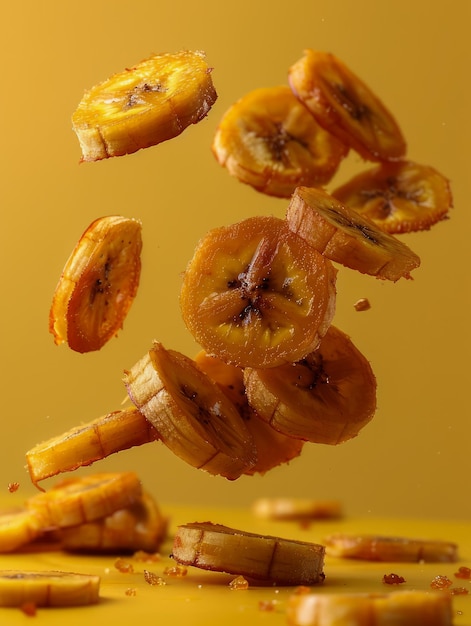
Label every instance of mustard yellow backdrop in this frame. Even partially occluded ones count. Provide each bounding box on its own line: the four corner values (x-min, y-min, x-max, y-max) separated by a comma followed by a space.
1, 0, 469, 519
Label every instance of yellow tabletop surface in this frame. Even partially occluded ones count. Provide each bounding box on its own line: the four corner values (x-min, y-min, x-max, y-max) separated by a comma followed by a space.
0, 502, 469, 625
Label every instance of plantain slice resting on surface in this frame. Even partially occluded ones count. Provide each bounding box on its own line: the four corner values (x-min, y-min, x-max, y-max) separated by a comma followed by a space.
172, 521, 325, 586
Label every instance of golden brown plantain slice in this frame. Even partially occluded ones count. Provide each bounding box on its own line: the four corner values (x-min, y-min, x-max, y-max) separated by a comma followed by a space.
212, 85, 348, 197
180, 215, 337, 368
49, 215, 142, 352
194, 350, 304, 475
72, 50, 217, 161
123, 341, 257, 480
244, 325, 376, 445
0, 570, 101, 607
323, 532, 459, 562
25, 407, 158, 486
172, 521, 325, 586
286, 590, 453, 626
288, 49, 406, 162
286, 186, 420, 281
332, 160, 453, 233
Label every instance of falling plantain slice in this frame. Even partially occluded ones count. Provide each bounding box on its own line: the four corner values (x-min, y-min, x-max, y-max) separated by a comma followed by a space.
286, 186, 420, 281
212, 85, 348, 197
49, 215, 142, 353
194, 350, 305, 475
180, 215, 337, 369
288, 49, 406, 162
244, 324, 377, 445
172, 521, 325, 586
332, 160, 453, 234
123, 341, 257, 480
25, 407, 159, 486
72, 50, 217, 161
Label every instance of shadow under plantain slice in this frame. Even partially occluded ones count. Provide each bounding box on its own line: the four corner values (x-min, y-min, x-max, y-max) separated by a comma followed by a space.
286, 186, 420, 281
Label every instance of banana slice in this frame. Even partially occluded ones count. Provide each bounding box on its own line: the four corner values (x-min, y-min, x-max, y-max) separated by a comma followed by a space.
288, 49, 406, 162
172, 521, 325, 586
180, 215, 337, 369
123, 341, 257, 480
25, 407, 158, 486
286, 186, 420, 281
0, 570, 100, 607
324, 533, 459, 562
244, 325, 376, 445
194, 350, 305, 475
0, 508, 45, 553
252, 497, 342, 522
72, 50, 217, 161
58, 491, 167, 554
332, 160, 453, 233
212, 85, 348, 197
26, 472, 142, 529
286, 590, 452, 626
49, 215, 142, 353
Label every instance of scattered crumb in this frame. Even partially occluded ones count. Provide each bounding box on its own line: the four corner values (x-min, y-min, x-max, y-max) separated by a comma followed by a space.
144, 569, 166, 586
229, 575, 249, 590
293, 586, 311, 595
450, 587, 469, 595
383, 573, 406, 585
259, 600, 277, 611
354, 298, 371, 311
133, 550, 161, 562
455, 566, 471, 579
164, 564, 187, 578
20, 602, 37, 616
114, 558, 134, 573
8, 482, 20, 493
430, 575, 453, 589
125, 588, 137, 596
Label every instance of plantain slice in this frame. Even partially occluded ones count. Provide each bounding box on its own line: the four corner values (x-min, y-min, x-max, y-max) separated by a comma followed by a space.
172, 521, 325, 586
323, 532, 459, 563
26, 472, 142, 529
0, 570, 101, 607
180, 215, 337, 368
286, 186, 420, 281
286, 590, 453, 626
288, 49, 406, 162
58, 491, 168, 554
244, 325, 376, 445
49, 215, 142, 353
212, 85, 348, 197
123, 341, 257, 480
72, 50, 217, 161
332, 160, 453, 233
194, 350, 305, 475
25, 407, 159, 486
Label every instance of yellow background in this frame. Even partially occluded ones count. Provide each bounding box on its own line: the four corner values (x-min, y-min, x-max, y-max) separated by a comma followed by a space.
1, 0, 469, 520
